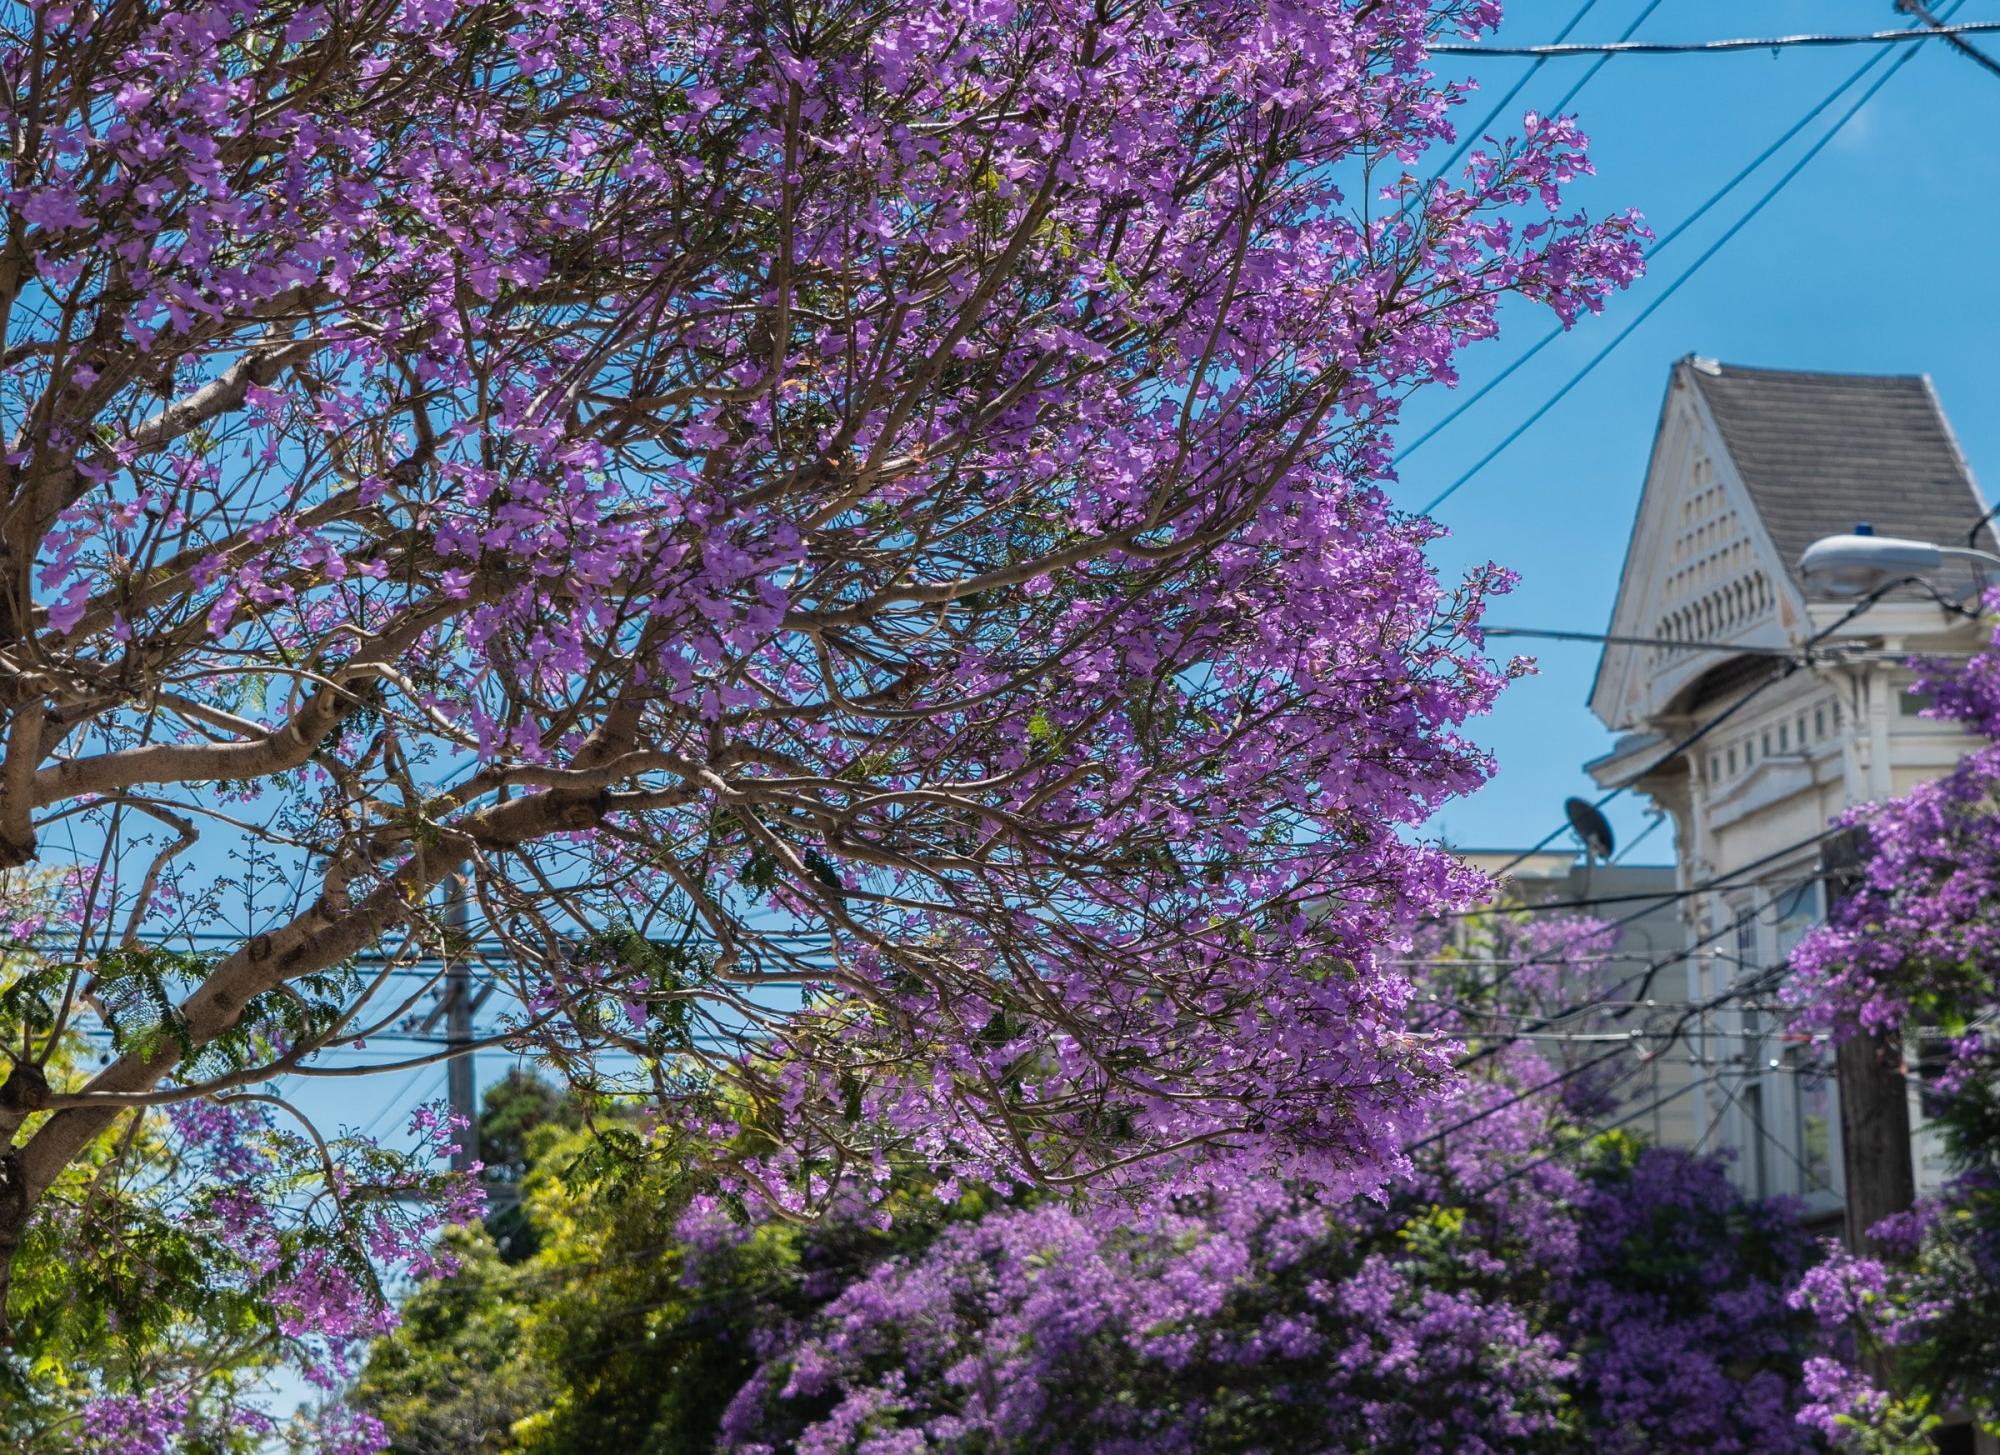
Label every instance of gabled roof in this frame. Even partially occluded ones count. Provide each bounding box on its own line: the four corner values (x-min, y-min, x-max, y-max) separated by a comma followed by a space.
1685, 360, 1994, 595
1587, 358, 1992, 735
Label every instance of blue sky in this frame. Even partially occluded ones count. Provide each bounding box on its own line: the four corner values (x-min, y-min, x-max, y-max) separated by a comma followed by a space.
1403, 0, 2000, 858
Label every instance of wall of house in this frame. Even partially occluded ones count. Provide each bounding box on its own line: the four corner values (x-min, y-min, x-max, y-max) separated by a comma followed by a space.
1460, 854, 1697, 1152
1656, 634, 1986, 1212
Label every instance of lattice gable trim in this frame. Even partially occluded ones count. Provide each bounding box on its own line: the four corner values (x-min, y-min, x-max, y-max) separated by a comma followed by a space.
1591, 368, 1798, 732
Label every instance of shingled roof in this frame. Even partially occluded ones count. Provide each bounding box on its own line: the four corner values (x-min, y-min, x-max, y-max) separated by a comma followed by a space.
1686, 359, 1994, 597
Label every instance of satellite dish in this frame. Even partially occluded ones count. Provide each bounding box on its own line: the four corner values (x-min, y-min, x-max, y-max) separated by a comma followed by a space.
1564, 797, 1615, 862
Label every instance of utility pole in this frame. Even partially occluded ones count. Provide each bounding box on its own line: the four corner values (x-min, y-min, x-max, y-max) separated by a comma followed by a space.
419, 868, 479, 1173
1822, 830, 1916, 1252
1836, 1030, 1916, 1251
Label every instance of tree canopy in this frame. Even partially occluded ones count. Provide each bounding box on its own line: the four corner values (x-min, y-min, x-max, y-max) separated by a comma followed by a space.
0, 0, 1645, 1440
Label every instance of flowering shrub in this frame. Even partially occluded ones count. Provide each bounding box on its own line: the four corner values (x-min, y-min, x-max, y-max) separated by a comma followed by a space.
714, 1140, 1817, 1455
357, 916, 1821, 1455
704, 917, 1819, 1454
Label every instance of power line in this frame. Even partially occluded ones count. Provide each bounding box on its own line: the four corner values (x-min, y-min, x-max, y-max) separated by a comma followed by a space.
1436, 949, 1801, 1165
1477, 580, 1903, 886
1396, 2, 1662, 465
1431, 844, 1842, 1072
1421, 0, 1605, 192
1402, 0, 1962, 488
1483, 624, 1819, 657
1428, 21, 2000, 58
1466, 1079, 1701, 1197
1897, 0, 2000, 76
1466, 822, 1845, 921
1415, 0, 1962, 514
1481, 624, 1932, 670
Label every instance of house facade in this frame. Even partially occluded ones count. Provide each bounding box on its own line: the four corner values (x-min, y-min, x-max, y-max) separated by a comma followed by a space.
1586, 357, 1995, 1228
1456, 851, 1694, 1149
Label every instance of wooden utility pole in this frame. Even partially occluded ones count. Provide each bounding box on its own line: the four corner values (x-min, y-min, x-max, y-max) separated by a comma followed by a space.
418, 869, 479, 1173
1822, 831, 1916, 1252
1836, 1029, 1916, 1251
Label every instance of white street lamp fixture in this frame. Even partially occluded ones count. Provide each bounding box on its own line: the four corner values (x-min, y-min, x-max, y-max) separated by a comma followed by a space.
1797, 524, 2000, 599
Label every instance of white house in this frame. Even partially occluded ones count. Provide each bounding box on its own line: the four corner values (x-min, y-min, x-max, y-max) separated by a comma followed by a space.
1586, 357, 1995, 1233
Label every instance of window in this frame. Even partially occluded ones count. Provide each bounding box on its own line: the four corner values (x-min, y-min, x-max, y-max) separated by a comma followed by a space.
1814, 705, 1826, 739
1773, 880, 1821, 959
1832, 699, 1843, 729
1743, 738, 1754, 767
1762, 728, 1773, 757
1778, 723, 1789, 752
1733, 902, 1759, 973
1744, 1082, 1771, 1199
1727, 746, 1738, 774
1797, 713, 1809, 746
1900, 688, 1936, 717
1795, 1059, 1836, 1193
1709, 753, 1721, 782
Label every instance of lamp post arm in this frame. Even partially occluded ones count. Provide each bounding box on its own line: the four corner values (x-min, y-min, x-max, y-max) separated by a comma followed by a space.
1935, 545, 2000, 571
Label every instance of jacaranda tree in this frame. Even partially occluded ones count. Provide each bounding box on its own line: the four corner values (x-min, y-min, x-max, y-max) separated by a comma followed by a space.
1784, 625, 2000, 1452
0, 0, 1643, 1437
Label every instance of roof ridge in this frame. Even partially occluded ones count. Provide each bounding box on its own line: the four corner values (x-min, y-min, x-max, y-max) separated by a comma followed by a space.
1697, 360, 1931, 385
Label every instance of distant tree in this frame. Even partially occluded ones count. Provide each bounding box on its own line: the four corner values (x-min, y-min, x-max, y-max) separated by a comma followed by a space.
0, 872, 469, 1453
356, 1085, 951, 1455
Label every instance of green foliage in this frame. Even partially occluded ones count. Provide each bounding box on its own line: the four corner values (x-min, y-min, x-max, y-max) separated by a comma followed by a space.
0, 1070, 275, 1454
358, 1076, 951, 1455
94, 945, 212, 1062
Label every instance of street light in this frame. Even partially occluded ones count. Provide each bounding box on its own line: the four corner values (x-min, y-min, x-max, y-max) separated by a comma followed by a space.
1797, 523, 2000, 599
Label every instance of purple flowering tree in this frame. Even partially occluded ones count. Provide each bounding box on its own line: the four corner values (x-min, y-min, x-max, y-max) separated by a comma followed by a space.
0, 0, 1643, 1435
0, 901, 480, 1450
1781, 627, 2000, 1450
707, 914, 1818, 1455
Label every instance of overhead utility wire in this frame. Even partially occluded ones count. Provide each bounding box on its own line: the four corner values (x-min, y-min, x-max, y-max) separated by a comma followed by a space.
1483, 624, 1932, 669
1465, 1080, 1702, 1196
1483, 625, 1828, 658
1441, 952, 1798, 1166
1394, 0, 1869, 470
1429, 836, 1846, 1060
1416, 1, 1963, 513
1391, 1, 1661, 456
1417, 0, 1605, 192
1428, 21, 2000, 57
1897, 0, 2000, 76
1427, 885, 1759, 1050
1465, 822, 1846, 920
1480, 581, 1902, 883
1403, 0, 1967, 476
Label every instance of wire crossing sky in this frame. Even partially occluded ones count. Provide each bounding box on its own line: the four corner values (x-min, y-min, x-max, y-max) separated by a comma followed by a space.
1429, 20, 2000, 56
1401, 0, 2000, 855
